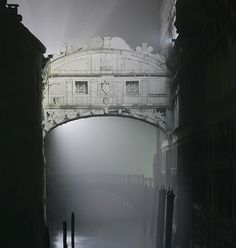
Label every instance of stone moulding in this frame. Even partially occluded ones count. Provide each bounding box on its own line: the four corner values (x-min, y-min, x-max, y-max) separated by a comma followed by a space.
42, 37, 172, 136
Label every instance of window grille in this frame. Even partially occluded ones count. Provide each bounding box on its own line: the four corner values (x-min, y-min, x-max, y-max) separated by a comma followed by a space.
126, 81, 139, 94
75, 81, 88, 94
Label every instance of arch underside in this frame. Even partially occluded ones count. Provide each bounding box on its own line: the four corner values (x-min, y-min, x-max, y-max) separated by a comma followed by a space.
43, 107, 169, 135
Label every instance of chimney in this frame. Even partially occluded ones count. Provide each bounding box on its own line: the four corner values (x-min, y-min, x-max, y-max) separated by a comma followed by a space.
6, 3, 22, 21
0, 0, 7, 6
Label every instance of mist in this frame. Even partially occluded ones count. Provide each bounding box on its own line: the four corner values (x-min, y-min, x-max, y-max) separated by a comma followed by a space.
10, 0, 162, 54
47, 117, 157, 177
45, 117, 158, 248
9, 0, 163, 246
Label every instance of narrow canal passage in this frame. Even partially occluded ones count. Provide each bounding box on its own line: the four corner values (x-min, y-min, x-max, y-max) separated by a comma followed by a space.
50, 219, 154, 248
45, 117, 158, 248
48, 177, 156, 248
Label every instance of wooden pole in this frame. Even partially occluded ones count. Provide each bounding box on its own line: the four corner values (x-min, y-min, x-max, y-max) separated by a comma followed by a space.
156, 186, 166, 248
71, 213, 75, 248
165, 188, 175, 248
63, 221, 67, 248
143, 183, 148, 232
151, 185, 158, 234
45, 226, 50, 248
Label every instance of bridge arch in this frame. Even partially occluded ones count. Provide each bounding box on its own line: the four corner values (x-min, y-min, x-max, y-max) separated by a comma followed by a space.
43, 37, 173, 220
43, 36, 172, 138
44, 112, 169, 139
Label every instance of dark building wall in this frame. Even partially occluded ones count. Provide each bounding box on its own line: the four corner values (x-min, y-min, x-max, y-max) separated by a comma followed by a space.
0, 3, 46, 248
169, 0, 236, 247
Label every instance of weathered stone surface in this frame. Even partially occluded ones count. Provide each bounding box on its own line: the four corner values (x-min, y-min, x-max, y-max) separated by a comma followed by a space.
43, 37, 171, 134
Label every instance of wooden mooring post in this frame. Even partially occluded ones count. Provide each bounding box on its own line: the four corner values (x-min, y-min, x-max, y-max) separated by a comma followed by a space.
143, 183, 148, 232
45, 226, 50, 248
165, 188, 175, 248
71, 212, 75, 248
156, 186, 166, 248
151, 185, 158, 234
63, 221, 67, 248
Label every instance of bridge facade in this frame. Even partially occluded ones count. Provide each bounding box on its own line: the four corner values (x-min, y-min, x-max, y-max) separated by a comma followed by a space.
42, 37, 172, 135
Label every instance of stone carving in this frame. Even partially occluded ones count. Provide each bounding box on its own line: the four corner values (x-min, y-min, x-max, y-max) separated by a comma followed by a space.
43, 37, 171, 135
100, 54, 112, 71
103, 97, 110, 105
136, 43, 154, 54
52, 97, 64, 105
46, 111, 55, 123
101, 81, 111, 95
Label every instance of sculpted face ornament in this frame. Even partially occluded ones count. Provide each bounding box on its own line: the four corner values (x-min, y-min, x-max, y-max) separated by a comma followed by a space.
101, 81, 111, 95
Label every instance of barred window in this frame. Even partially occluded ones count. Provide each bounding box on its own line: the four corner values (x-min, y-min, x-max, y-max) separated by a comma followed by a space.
75, 81, 88, 94
126, 81, 139, 94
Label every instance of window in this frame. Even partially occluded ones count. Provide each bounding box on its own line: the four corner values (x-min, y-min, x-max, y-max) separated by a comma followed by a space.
126, 81, 139, 94
75, 81, 88, 94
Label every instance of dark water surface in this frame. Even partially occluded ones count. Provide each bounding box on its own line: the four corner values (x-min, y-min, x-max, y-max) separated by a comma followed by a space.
50, 220, 154, 248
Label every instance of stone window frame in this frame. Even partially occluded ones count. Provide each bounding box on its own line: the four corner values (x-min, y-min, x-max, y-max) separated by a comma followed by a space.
125, 80, 139, 95
74, 81, 88, 95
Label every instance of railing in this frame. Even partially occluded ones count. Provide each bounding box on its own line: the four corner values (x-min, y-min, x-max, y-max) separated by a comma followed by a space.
75, 174, 155, 187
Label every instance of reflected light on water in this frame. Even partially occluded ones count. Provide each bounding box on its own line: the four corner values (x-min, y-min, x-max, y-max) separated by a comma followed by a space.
53, 231, 95, 248
51, 221, 154, 248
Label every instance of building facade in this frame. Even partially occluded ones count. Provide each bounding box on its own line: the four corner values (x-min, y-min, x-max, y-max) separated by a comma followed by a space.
0, 2, 46, 248
160, 0, 236, 247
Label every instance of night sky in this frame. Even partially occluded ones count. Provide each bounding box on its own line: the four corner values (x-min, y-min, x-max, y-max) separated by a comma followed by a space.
11, 0, 160, 177
11, 0, 162, 55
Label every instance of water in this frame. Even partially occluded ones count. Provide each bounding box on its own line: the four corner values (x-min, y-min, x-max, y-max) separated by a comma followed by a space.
50, 220, 155, 248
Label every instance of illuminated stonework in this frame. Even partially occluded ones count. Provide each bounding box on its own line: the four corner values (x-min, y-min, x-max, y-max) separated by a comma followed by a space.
42, 37, 171, 134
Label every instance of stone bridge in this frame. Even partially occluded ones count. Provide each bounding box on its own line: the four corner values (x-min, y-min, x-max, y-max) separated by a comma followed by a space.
42, 37, 172, 135
75, 174, 155, 187
50, 174, 155, 216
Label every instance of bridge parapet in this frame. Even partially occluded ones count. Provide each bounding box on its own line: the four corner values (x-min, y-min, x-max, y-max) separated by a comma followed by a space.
75, 174, 155, 188
42, 37, 172, 135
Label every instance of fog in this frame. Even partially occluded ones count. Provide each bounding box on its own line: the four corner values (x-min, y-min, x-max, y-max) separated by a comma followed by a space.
47, 117, 157, 177
45, 117, 158, 248
11, 0, 162, 54
9, 0, 163, 246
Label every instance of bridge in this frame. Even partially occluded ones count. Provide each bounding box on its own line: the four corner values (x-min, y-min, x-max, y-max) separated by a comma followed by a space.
48, 174, 155, 220
43, 37, 171, 228
75, 174, 155, 187
42, 37, 171, 135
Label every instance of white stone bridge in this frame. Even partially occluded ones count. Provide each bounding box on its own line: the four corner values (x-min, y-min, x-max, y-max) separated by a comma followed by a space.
50, 174, 155, 216
42, 37, 171, 135
75, 174, 155, 187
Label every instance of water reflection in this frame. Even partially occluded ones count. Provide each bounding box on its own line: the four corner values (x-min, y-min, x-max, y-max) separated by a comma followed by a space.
51, 221, 154, 248
46, 117, 157, 248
